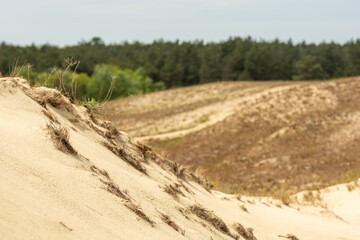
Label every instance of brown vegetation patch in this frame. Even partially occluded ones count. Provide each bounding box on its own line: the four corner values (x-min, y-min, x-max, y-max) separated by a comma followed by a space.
233, 223, 257, 240
178, 207, 191, 220
171, 162, 186, 178
272, 186, 294, 205
136, 142, 152, 158
189, 205, 232, 237
100, 121, 119, 134
47, 122, 77, 154
239, 205, 248, 213
160, 213, 185, 235
90, 165, 110, 180
124, 201, 156, 227
103, 141, 147, 174
102, 180, 130, 201
41, 94, 63, 108
30, 87, 75, 113
134, 78, 360, 195
278, 234, 300, 240
163, 184, 185, 199
100, 179, 155, 226
42, 109, 59, 123
190, 172, 213, 192
179, 181, 194, 194
155, 155, 212, 192
103, 125, 119, 139
154, 156, 186, 178
302, 191, 320, 204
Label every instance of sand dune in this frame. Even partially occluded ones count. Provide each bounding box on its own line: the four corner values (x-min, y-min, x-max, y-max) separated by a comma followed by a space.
101, 78, 360, 194
0, 77, 359, 240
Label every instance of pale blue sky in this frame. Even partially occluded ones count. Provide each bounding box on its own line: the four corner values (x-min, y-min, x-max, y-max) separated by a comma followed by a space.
1, 0, 359, 46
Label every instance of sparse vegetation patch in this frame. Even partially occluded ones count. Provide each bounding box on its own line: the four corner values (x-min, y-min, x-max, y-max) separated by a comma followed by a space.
102, 180, 130, 201
90, 165, 110, 180
125, 201, 156, 227
160, 213, 185, 235
163, 184, 185, 199
233, 223, 257, 240
100, 179, 155, 227
189, 205, 232, 237
278, 233, 300, 240
47, 122, 77, 154
42, 109, 59, 123
103, 141, 147, 174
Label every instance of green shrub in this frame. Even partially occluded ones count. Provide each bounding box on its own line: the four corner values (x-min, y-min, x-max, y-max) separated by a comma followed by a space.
19, 62, 164, 102
89, 64, 165, 100
80, 98, 100, 112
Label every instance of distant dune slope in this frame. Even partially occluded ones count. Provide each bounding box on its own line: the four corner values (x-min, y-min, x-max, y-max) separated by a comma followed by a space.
1, 77, 360, 240
101, 78, 360, 194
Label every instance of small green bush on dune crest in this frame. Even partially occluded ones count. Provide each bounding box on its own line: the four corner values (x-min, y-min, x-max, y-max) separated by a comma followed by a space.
16, 63, 165, 102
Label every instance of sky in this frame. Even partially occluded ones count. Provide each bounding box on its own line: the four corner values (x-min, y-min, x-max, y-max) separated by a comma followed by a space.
1, 0, 359, 46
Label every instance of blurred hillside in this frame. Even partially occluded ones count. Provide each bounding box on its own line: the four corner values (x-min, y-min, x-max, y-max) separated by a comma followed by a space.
101, 77, 360, 195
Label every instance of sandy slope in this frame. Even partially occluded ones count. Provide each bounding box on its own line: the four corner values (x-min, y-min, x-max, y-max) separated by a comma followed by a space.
0, 77, 359, 240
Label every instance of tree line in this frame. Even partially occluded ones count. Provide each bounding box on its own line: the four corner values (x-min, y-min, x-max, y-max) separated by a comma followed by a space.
1, 37, 360, 90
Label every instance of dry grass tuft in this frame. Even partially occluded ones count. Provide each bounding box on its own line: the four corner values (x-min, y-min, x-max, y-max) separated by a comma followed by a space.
47, 122, 77, 154
100, 121, 118, 132
272, 187, 293, 205
172, 162, 186, 178
8, 59, 25, 78
28, 87, 75, 114
125, 201, 156, 227
302, 191, 321, 204
153, 155, 212, 192
163, 184, 185, 199
189, 205, 232, 237
103, 141, 147, 174
136, 142, 157, 163
179, 181, 194, 194
136, 142, 152, 155
278, 233, 300, 240
90, 165, 110, 180
42, 93, 63, 108
240, 205, 248, 213
103, 180, 130, 201
160, 213, 185, 235
303, 191, 315, 203
346, 183, 356, 191
42, 109, 59, 123
346, 180, 358, 192
104, 129, 118, 140
178, 207, 191, 220
99, 179, 155, 226
233, 223, 257, 240
236, 195, 244, 202
190, 172, 213, 192
156, 157, 186, 178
